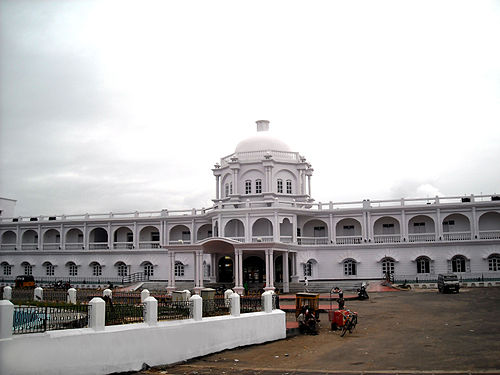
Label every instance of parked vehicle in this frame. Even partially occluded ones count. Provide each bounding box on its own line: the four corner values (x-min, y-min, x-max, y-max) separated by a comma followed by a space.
438, 273, 460, 293
15, 275, 35, 289
357, 282, 369, 300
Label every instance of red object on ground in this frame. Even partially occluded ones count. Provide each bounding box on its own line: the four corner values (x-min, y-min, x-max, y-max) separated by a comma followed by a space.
333, 309, 348, 327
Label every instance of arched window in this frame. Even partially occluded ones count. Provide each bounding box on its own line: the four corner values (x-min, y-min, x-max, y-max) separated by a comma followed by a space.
224, 183, 229, 197
255, 179, 262, 194
175, 261, 184, 277
245, 180, 252, 194
44, 262, 55, 276
303, 260, 312, 277
116, 262, 128, 277
91, 262, 102, 276
451, 255, 466, 273
416, 256, 430, 274
143, 262, 154, 277
488, 254, 500, 271
381, 257, 395, 276
23, 262, 32, 276
277, 179, 283, 193
229, 182, 233, 195
1, 262, 11, 276
286, 179, 292, 194
343, 259, 357, 276
67, 262, 78, 276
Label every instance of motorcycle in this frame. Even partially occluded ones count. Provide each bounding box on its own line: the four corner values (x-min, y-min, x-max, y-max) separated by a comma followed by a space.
357, 282, 369, 300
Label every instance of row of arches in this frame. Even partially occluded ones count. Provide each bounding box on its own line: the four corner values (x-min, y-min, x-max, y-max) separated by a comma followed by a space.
1, 212, 499, 250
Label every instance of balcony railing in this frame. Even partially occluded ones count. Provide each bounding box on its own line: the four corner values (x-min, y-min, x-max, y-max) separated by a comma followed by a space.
297, 236, 329, 245
373, 234, 401, 243
89, 242, 108, 250
228, 237, 244, 242
0, 244, 16, 250
408, 233, 436, 242
168, 240, 191, 245
252, 236, 274, 243
335, 236, 362, 245
21, 244, 38, 250
442, 231, 471, 241
113, 242, 134, 249
43, 243, 60, 250
65, 242, 84, 250
279, 236, 293, 243
139, 241, 161, 249
478, 230, 500, 240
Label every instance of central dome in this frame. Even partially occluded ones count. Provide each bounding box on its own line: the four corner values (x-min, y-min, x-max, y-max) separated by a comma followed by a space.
234, 120, 292, 153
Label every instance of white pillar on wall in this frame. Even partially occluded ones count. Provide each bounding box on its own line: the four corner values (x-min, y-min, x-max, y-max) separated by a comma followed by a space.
283, 252, 289, 293
167, 251, 176, 293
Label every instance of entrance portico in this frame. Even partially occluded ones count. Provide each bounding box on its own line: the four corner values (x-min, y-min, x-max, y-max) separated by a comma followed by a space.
165, 238, 296, 294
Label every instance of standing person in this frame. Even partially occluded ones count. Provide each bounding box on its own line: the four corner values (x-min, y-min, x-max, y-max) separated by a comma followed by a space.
304, 276, 309, 292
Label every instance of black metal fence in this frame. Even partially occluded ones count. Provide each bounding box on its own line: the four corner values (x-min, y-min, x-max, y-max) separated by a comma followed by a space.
13, 304, 89, 334
240, 296, 262, 313
43, 290, 68, 303
393, 272, 500, 284
203, 297, 230, 317
158, 300, 192, 321
104, 303, 144, 326
11, 288, 34, 302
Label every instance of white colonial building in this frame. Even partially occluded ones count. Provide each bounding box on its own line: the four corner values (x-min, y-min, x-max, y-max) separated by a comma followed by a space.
1, 120, 500, 293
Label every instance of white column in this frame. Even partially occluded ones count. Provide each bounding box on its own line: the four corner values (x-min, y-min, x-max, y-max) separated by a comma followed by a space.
107, 223, 112, 249
274, 213, 279, 242
0, 300, 14, 339
262, 291, 273, 313
34, 287, 43, 301
60, 224, 65, 250
367, 211, 372, 241
83, 222, 88, 250
436, 209, 442, 240
329, 214, 335, 244
233, 170, 239, 194
265, 249, 270, 286
215, 175, 220, 200
230, 293, 240, 317
143, 296, 158, 325
401, 210, 406, 241
89, 297, 105, 331
141, 289, 150, 303
292, 215, 297, 243
37, 225, 42, 250
472, 207, 477, 239
3, 286, 12, 300
307, 175, 312, 196
133, 222, 138, 249
67, 288, 77, 304
167, 251, 176, 292
283, 252, 289, 293
190, 294, 202, 321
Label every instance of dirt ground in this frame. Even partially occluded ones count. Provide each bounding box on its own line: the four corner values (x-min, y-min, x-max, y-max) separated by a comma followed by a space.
136, 287, 500, 374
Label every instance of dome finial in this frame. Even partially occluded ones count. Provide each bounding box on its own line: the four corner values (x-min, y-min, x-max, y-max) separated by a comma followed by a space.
256, 120, 270, 132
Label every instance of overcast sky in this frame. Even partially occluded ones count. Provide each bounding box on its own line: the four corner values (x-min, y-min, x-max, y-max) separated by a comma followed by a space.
1, 0, 499, 217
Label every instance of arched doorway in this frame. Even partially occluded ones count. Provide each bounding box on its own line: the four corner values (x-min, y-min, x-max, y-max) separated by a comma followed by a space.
243, 256, 265, 284
218, 256, 234, 283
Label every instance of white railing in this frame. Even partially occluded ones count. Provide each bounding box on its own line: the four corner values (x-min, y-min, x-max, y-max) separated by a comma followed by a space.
228, 237, 245, 242
297, 236, 329, 245
373, 235, 401, 243
478, 230, 500, 240
65, 242, 84, 250
408, 233, 436, 242
252, 236, 274, 243
113, 242, 134, 249
220, 150, 300, 167
21, 244, 37, 250
89, 242, 108, 250
139, 241, 161, 249
2, 194, 500, 224
335, 236, 363, 245
279, 236, 293, 243
168, 240, 191, 245
442, 231, 471, 241
42, 243, 60, 250
0, 244, 16, 250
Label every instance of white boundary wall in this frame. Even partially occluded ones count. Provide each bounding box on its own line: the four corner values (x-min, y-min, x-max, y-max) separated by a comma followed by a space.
0, 310, 286, 375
